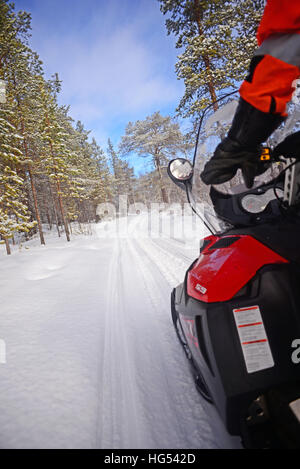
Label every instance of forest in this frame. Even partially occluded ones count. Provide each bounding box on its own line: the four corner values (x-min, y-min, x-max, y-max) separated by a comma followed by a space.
0, 0, 265, 254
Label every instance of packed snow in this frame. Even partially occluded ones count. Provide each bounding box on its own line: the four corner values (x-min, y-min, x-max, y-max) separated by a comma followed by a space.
0, 212, 241, 449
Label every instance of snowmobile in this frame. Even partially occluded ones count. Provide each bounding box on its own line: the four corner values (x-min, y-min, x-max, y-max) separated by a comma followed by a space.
168, 129, 300, 448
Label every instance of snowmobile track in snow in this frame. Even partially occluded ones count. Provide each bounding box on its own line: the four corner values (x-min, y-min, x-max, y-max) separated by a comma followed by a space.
97, 239, 142, 449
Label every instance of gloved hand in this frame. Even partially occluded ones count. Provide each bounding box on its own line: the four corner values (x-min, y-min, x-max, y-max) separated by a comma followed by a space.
273, 131, 300, 160
200, 137, 267, 189
200, 98, 285, 188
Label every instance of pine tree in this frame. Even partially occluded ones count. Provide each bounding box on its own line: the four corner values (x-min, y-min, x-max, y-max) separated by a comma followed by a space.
0, 1, 46, 249
89, 137, 112, 203
0, 106, 36, 253
159, 0, 264, 118
107, 138, 135, 205
0, 0, 126, 248
38, 78, 73, 242
107, 138, 121, 198
0, 0, 32, 72
67, 127, 112, 223
5, 44, 46, 245
120, 112, 191, 203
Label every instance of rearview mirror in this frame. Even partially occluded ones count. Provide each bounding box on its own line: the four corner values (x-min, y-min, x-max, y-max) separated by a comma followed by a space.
167, 158, 193, 189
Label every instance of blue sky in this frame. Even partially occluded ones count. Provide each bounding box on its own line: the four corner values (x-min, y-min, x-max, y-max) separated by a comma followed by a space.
13, 0, 186, 174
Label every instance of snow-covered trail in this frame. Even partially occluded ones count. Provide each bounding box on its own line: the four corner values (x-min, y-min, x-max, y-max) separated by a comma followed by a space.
0, 215, 240, 449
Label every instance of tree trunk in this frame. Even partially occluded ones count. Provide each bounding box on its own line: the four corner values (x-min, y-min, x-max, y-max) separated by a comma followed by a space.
155, 155, 169, 204
193, 0, 218, 111
4, 238, 11, 255
46, 115, 70, 242
48, 181, 61, 237
16, 102, 45, 245
55, 176, 70, 242
18, 114, 44, 244
28, 165, 45, 245
46, 211, 52, 231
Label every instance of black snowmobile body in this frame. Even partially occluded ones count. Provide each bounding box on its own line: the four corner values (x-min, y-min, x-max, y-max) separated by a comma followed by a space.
169, 165, 300, 448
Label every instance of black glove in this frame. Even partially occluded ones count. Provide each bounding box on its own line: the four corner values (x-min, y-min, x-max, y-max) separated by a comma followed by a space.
273, 131, 300, 160
200, 137, 267, 188
200, 98, 285, 188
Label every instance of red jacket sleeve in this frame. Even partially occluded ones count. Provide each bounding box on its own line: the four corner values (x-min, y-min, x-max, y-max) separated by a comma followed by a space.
240, 0, 300, 116
257, 0, 300, 45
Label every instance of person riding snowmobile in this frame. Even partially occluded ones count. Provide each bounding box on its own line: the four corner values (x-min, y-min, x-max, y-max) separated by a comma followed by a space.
201, 0, 300, 189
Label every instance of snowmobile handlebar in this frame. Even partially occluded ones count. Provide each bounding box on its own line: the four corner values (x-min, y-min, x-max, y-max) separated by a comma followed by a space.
168, 129, 300, 231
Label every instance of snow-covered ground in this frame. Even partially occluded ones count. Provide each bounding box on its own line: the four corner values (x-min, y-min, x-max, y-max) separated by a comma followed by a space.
0, 213, 241, 449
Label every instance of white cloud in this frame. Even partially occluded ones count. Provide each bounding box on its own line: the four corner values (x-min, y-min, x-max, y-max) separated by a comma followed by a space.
42, 28, 181, 115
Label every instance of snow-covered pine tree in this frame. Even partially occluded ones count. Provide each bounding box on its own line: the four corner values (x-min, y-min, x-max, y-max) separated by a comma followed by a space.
5, 43, 46, 245
38, 78, 73, 242
0, 105, 36, 254
89, 137, 113, 204
107, 138, 121, 202
158, 0, 264, 118
119, 112, 192, 203
107, 138, 135, 206
0, 0, 139, 246
0, 0, 32, 72
66, 122, 114, 224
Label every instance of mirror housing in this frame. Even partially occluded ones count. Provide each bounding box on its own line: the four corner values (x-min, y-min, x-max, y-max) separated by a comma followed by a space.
167, 158, 193, 189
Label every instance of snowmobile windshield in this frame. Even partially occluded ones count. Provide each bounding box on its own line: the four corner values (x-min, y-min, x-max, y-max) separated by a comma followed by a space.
190, 99, 240, 233
191, 151, 231, 234
190, 96, 300, 231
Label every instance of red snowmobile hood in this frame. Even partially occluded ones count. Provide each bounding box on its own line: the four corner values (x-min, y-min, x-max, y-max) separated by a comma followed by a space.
187, 235, 289, 303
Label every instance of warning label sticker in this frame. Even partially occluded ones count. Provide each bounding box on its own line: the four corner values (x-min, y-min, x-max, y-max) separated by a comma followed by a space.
233, 305, 274, 374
